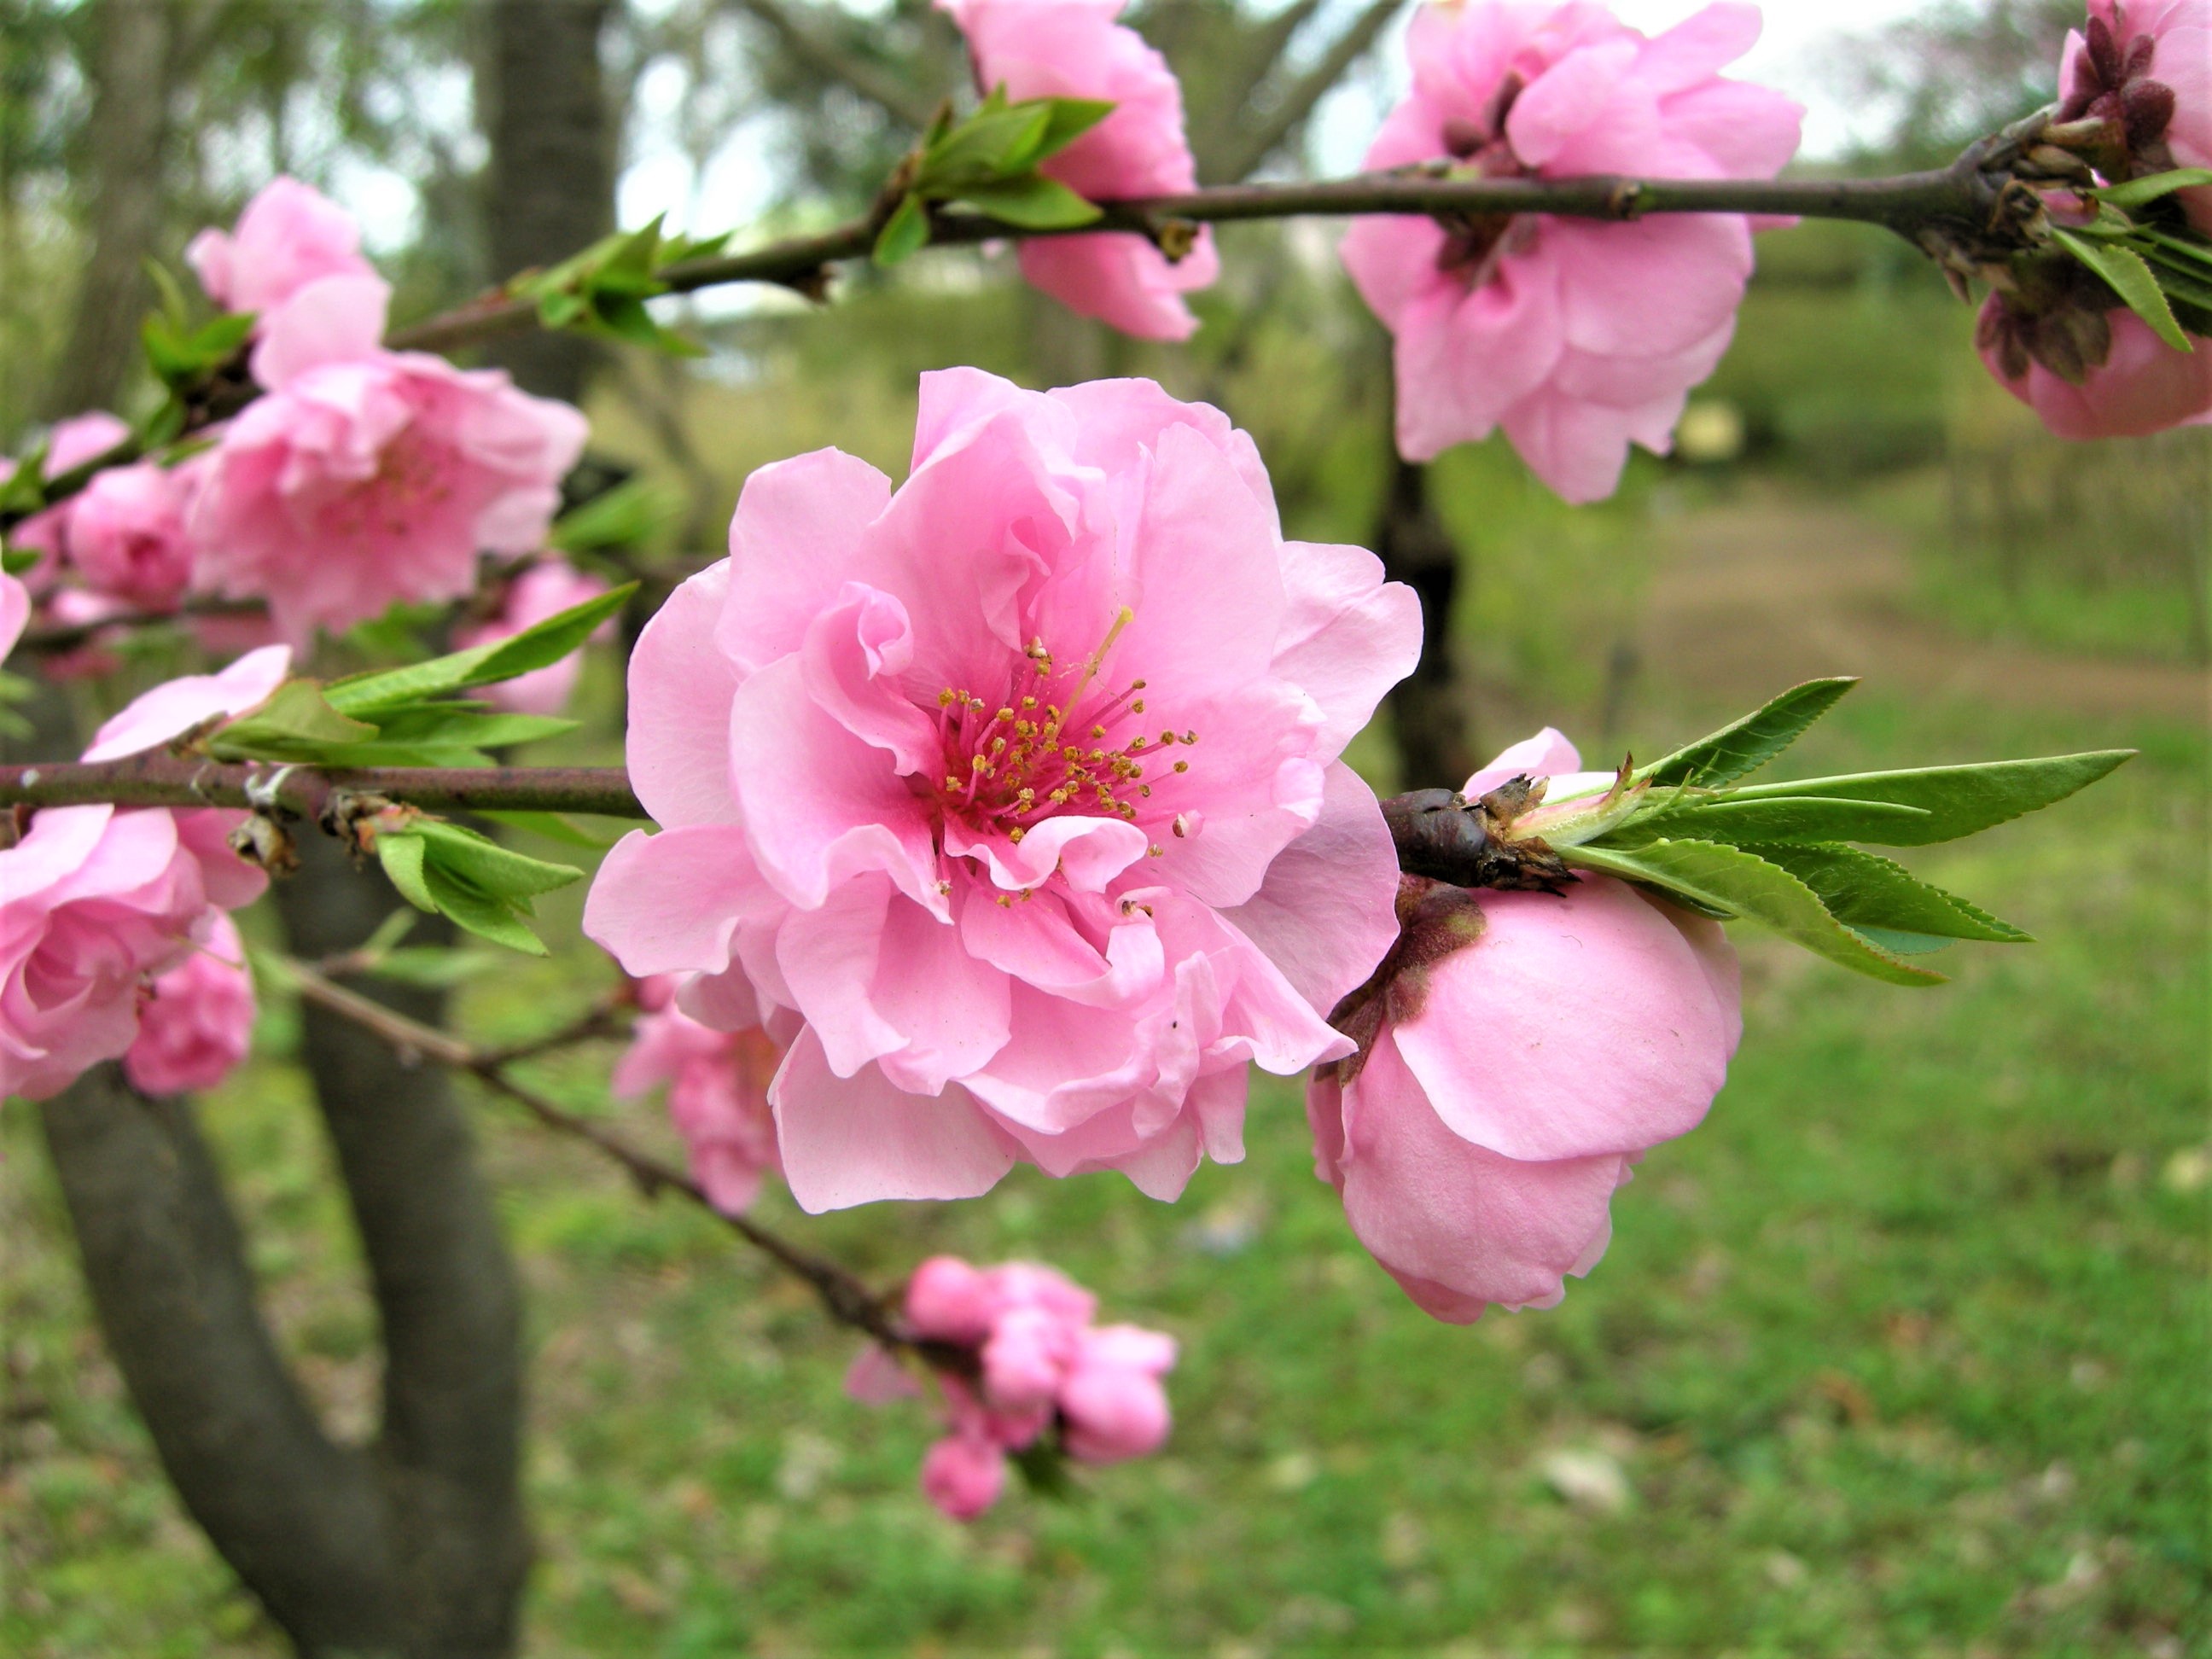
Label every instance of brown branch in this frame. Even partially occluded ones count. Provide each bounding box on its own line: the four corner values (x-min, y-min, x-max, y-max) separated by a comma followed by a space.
274, 955, 968, 1373
16, 597, 267, 654
0, 755, 644, 819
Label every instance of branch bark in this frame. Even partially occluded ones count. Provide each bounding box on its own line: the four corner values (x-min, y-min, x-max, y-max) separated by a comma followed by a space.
0, 756, 644, 818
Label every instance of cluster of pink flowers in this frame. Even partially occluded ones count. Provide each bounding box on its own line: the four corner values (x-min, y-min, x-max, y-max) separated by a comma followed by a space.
1342, 2, 1803, 502
611, 975, 783, 1214
936, 0, 1219, 340
850, 1256, 1176, 1519
13, 178, 588, 649
1979, 0, 2212, 437
0, 647, 282, 1102
585, 368, 1421, 1212
1307, 730, 1742, 1321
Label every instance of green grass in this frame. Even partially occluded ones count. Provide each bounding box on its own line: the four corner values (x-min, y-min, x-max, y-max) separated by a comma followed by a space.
3, 679, 2203, 1656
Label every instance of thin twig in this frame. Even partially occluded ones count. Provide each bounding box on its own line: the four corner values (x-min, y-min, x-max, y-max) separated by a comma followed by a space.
0, 755, 645, 818
274, 954, 963, 1370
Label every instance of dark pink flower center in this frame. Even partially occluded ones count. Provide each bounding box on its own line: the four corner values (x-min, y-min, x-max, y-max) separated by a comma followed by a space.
1435, 73, 1541, 285
928, 608, 1197, 846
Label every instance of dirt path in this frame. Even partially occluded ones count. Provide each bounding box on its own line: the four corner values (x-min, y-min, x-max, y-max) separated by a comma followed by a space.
1626, 491, 2208, 727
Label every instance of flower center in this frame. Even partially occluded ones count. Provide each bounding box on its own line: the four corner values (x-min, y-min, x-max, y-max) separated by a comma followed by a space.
928, 606, 1198, 848
1436, 73, 1541, 285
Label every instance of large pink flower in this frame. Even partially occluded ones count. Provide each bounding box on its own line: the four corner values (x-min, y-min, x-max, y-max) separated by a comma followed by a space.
1979, 299, 2212, 436
611, 975, 783, 1214
586, 370, 1419, 1211
2062, 1, 2212, 232
452, 557, 613, 716
189, 276, 589, 643
938, 0, 1220, 340
1307, 728, 1743, 1322
3, 411, 134, 590
1341, 2, 1802, 501
124, 912, 256, 1097
187, 176, 377, 321
3, 650, 287, 1101
67, 459, 201, 612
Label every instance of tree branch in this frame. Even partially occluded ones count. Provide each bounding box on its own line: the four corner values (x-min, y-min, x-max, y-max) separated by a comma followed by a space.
0, 756, 645, 819
275, 954, 971, 1374
1211, 0, 1410, 184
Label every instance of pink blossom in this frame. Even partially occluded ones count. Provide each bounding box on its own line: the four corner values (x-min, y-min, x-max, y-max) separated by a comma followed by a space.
859, 1254, 1176, 1517
123, 912, 256, 1096
937, 0, 1220, 339
1307, 729, 1743, 1323
0, 572, 26, 661
0, 643, 282, 1103
1340, 2, 1802, 502
451, 558, 614, 715
610, 975, 783, 1214
2063, 1, 2212, 231
4, 411, 133, 590
585, 370, 1419, 1211
919, 1434, 1007, 1520
1979, 299, 2212, 437
67, 459, 201, 611
187, 177, 377, 320
189, 276, 589, 643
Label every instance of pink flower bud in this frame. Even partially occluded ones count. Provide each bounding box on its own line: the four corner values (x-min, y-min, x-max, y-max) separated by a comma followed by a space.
1058, 1325, 1176, 1464
186, 177, 376, 319
980, 1305, 1078, 1414
904, 1256, 998, 1343
67, 461, 198, 612
919, 1434, 1006, 1521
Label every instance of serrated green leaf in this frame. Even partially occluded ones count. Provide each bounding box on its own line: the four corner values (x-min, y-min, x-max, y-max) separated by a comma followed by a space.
413, 819, 584, 900
2094, 167, 2212, 209
421, 861, 549, 955
324, 584, 633, 714
1569, 839, 1945, 987
2054, 228, 2194, 351
1738, 842, 2029, 945
1720, 750, 2133, 845
207, 679, 380, 761
2142, 228, 2212, 269
2139, 244, 2212, 309
1639, 678, 1858, 789
377, 831, 438, 912
1624, 795, 1934, 846
874, 193, 931, 267
955, 174, 1103, 230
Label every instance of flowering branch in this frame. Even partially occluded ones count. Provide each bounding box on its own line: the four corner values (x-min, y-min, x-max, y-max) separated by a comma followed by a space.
0, 755, 643, 819
271, 953, 970, 1373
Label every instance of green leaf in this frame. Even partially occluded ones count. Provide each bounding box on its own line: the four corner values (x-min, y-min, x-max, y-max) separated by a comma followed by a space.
2054, 227, 2194, 351
364, 946, 509, 987
1, 544, 39, 576
873, 193, 931, 267
1626, 795, 1934, 846
377, 831, 439, 913
323, 584, 633, 714
358, 907, 421, 958
2093, 166, 2212, 209
550, 477, 681, 553
421, 861, 549, 955
2142, 228, 2212, 270
1569, 839, 1946, 987
1033, 96, 1115, 161
2139, 244, 2212, 310
924, 99, 1054, 183
0, 438, 49, 515
1718, 750, 2134, 846
475, 810, 626, 850
411, 819, 584, 900
207, 679, 380, 761
1739, 842, 2030, 945
955, 174, 1103, 230
1638, 678, 1859, 789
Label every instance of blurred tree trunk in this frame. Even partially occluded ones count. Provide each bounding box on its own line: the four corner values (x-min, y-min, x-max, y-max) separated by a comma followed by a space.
1374, 449, 1475, 790
483, 0, 616, 405
47, 0, 179, 416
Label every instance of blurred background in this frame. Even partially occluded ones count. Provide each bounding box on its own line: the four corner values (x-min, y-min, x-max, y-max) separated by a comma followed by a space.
2, 0, 2204, 1652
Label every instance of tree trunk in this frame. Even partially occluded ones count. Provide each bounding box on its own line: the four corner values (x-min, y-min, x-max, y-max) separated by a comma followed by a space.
1373, 451, 1475, 792
482, 0, 615, 405
48, 0, 178, 416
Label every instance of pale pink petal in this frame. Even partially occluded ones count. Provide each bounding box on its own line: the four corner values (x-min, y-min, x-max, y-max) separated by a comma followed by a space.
771, 1029, 1017, 1212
